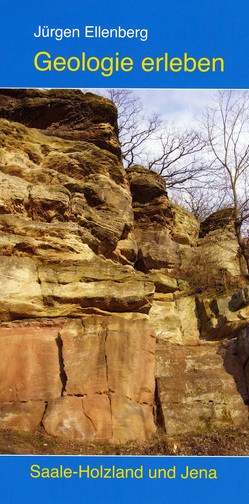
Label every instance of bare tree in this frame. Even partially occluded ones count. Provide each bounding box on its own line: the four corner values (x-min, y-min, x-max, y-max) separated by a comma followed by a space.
144, 126, 205, 189
106, 89, 206, 189
107, 89, 161, 167
204, 90, 249, 270
171, 185, 226, 221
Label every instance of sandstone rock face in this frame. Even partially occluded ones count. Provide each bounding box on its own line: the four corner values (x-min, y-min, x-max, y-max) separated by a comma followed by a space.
153, 290, 249, 434
0, 89, 248, 444
200, 208, 236, 237
196, 289, 249, 341
0, 316, 156, 442
149, 295, 200, 345
42, 395, 112, 442
0, 89, 121, 157
156, 342, 248, 434
0, 402, 46, 432
0, 320, 63, 402
0, 120, 132, 258
126, 162, 248, 435
127, 165, 200, 273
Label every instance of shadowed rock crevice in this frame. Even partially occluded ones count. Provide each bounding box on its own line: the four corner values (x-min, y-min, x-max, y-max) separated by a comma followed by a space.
104, 327, 114, 438
218, 340, 249, 407
154, 379, 165, 430
55, 334, 68, 396
40, 402, 49, 428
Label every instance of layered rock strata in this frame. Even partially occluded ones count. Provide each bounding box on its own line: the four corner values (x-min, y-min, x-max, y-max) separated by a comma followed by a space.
0, 89, 248, 442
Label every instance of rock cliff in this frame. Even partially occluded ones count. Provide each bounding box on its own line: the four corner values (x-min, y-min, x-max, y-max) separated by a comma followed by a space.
0, 89, 248, 444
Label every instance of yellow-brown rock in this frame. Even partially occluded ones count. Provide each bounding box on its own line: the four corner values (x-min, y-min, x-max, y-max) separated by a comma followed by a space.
0, 89, 121, 157
149, 295, 200, 345
0, 89, 248, 444
0, 402, 46, 432
196, 291, 249, 340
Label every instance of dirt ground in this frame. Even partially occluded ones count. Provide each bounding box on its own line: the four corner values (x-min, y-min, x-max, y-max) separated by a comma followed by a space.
0, 427, 249, 456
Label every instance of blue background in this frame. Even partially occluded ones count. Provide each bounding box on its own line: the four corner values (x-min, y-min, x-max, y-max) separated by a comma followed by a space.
0, 455, 248, 504
0, 0, 248, 88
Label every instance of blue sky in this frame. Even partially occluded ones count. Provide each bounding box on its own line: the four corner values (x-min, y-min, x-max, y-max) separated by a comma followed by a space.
135, 89, 214, 125
91, 88, 214, 127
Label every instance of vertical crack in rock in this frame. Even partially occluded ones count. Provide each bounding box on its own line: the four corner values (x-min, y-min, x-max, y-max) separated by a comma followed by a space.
81, 400, 97, 433
40, 401, 49, 429
242, 357, 249, 405
56, 333, 68, 396
195, 297, 203, 334
104, 328, 109, 387
154, 379, 165, 430
179, 321, 185, 341
104, 327, 113, 438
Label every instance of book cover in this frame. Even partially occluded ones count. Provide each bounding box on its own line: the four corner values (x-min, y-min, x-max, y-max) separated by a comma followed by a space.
0, 1, 249, 503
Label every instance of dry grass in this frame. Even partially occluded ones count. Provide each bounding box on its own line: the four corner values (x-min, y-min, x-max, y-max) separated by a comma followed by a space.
1, 427, 249, 456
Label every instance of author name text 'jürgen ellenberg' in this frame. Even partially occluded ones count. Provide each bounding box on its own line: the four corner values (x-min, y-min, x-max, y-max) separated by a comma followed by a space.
33, 25, 148, 41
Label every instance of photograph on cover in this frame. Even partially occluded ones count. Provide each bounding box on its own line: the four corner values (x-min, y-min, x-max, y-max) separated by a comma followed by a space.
0, 88, 248, 455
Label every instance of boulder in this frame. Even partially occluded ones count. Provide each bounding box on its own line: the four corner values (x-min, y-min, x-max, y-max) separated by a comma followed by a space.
200, 207, 236, 238
196, 291, 249, 340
